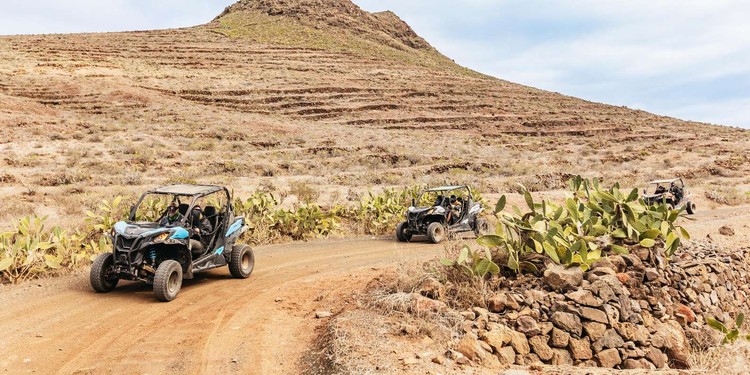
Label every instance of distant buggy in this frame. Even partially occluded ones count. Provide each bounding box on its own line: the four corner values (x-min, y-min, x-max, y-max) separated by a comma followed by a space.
90, 184, 254, 301
642, 178, 696, 214
395, 185, 488, 244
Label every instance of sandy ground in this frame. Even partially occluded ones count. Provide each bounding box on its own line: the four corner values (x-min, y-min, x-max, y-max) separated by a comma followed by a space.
0, 238, 439, 375
0, 202, 748, 374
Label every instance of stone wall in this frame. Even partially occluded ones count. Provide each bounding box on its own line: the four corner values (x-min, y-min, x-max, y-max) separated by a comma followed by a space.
437, 240, 750, 369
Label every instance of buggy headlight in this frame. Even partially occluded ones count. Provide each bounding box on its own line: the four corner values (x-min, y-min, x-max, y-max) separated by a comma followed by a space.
154, 232, 169, 242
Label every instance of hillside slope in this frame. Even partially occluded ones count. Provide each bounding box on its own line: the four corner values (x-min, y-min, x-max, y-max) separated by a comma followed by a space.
0, 0, 747, 225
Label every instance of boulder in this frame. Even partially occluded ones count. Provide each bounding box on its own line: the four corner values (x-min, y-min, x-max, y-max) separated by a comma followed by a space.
516, 316, 541, 337
550, 348, 573, 366
544, 264, 583, 291
528, 335, 553, 361
592, 329, 625, 353
550, 327, 571, 348
583, 321, 607, 342
488, 292, 519, 313
719, 225, 735, 236
579, 306, 608, 324
457, 334, 488, 362
539, 321, 554, 336
509, 330, 530, 356
591, 258, 618, 272
566, 289, 603, 307
568, 337, 593, 360
596, 348, 622, 368
495, 346, 516, 366
654, 320, 690, 369
622, 358, 656, 369
645, 346, 667, 369
644, 268, 659, 282
550, 311, 582, 337
409, 293, 447, 313
525, 353, 544, 366
586, 279, 617, 302
480, 325, 513, 352
613, 322, 649, 345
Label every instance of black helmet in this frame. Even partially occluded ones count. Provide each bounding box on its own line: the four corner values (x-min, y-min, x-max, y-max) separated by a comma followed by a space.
450, 195, 457, 203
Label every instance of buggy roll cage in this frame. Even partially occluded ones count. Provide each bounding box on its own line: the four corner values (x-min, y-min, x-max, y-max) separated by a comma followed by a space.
128, 184, 233, 226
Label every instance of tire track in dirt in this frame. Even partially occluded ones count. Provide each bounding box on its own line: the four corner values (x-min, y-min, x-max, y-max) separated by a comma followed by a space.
0, 238, 439, 374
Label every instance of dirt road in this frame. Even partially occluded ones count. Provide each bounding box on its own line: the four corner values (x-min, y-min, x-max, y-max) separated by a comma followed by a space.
0, 238, 440, 375
1, 204, 747, 375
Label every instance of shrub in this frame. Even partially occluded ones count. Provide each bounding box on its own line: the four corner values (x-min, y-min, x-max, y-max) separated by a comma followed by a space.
0, 216, 102, 284
473, 176, 690, 274
348, 186, 420, 235
274, 203, 339, 240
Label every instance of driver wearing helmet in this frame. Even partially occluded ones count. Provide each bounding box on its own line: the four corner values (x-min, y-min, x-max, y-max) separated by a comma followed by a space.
434, 195, 444, 207
159, 201, 184, 226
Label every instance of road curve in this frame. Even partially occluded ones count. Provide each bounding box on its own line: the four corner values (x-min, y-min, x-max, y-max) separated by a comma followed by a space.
0, 238, 441, 375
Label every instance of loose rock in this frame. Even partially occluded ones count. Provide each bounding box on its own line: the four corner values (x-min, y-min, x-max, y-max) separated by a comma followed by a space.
596, 348, 622, 368
544, 264, 583, 292
550, 311, 582, 337
528, 335, 553, 361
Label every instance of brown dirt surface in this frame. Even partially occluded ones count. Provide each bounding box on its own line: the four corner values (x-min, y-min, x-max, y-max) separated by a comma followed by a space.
0, 238, 438, 374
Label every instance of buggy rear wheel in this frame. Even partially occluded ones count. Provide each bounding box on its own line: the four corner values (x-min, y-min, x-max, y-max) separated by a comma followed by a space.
154, 260, 182, 302
229, 244, 255, 279
427, 222, 446, 244
90, 253, 118, 293
396, 221, 412, 242
686, 202, 696, 214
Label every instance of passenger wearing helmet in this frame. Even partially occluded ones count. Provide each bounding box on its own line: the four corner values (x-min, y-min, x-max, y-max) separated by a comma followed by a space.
669, 182, 683, 203
447, 195, 462, 224
159, 201, 184, 226
189, 205, 213, 254
190, 206, 213, 238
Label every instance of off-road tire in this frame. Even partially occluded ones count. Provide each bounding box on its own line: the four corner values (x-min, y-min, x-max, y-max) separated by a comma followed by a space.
686, 202, 696, 215
474, 218, 490, 237
229, 244, 255, 279
427, 222, 446, 244
90, 253, 118, 293
396, 221, 412, 242
154, 260, 183, 302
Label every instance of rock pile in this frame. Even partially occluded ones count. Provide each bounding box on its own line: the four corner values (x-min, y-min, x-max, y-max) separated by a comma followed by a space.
435, 240, 750, 370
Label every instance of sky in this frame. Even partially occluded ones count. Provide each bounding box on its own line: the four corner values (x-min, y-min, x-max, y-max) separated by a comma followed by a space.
1, 1, 748, 128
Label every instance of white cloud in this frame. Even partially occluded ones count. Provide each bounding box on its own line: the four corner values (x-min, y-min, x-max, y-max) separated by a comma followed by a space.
355, 0, 750, 127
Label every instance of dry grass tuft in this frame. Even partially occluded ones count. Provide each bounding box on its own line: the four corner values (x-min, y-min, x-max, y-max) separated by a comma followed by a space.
303, 310, 396, 375
690, 341, 750, 374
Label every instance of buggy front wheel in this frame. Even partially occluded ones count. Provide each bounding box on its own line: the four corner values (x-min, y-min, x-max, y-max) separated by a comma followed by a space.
154, 260, 183, 302
427, 222, 446, 244
686, 202, 696, 214
90, 253, 119, 293
229, 244, 255, 279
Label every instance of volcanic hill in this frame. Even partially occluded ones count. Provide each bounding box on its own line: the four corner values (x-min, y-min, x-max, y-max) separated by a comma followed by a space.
0, 0, 747, 224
